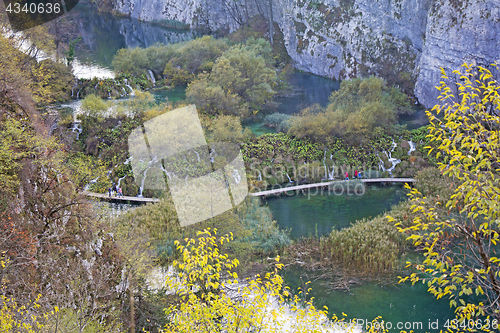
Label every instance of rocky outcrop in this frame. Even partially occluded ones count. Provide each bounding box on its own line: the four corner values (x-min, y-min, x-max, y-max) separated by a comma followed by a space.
415, 0, 500, 107
112, 0, 500, 108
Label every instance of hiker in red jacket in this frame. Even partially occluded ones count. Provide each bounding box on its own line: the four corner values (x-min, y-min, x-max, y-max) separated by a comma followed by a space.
354, 170, 358, 178
345, 172, 349, 180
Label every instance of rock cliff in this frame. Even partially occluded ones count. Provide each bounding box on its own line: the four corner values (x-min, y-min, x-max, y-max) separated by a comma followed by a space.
112, 0, 500, 108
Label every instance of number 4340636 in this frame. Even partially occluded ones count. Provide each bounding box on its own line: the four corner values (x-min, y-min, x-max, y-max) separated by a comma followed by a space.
6, 2, 61, 14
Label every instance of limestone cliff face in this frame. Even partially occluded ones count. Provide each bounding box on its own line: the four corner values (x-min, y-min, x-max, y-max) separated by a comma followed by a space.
415, 0, 500, 107
112, 0, 500, 108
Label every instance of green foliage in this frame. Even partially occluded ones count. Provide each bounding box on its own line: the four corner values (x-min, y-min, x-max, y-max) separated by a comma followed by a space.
186, 76, 248, 116
30, 59, 74, 105
80, 94, 108, 118
114, 196, 289, 266
203, 115, 253, 143
263, 112, 292, 132
64, 37, 82, 66
392, 64, 500, 321
112, 36, 229, 84
288, 76, 413, 143
322, 214, 408, 273
157, 229, 363, 333
186, 38, 277, 116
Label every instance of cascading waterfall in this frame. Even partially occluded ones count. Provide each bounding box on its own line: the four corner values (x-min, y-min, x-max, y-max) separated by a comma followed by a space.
322, 149, 335, 180
232, 170, 241, 184
138, 167, 150, 197
147, 69, 156, 85
377, 139, 401, 176
84, 176, 100, 191
117, 175, 126, 188
323, 149, 327, 180
209, 149, 217, 163
123, 78, 135, 96
408, 140, 416, 155
71, 122, 83, 140
285, 172, 292, 183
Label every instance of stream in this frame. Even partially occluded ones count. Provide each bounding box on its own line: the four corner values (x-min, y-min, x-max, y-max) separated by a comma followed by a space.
65, 3, 445, 331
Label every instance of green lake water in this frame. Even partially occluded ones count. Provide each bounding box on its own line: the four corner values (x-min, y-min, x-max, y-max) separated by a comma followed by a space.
265, 183, 407, 239
283, 268, 455, 333
265, 185, 455, 332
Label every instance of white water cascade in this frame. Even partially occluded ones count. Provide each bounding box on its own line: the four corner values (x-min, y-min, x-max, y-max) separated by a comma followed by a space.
71, 122, 83, 140
147, 70, 156, 85
124, 79, 135, 96
408, 140, 416, 155
377, 139, 401, 177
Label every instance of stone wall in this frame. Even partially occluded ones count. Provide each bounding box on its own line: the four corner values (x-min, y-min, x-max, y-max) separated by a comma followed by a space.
112, 0, 500, 108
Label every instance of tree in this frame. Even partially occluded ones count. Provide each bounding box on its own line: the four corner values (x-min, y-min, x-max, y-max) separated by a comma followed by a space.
391, 63, 500, 322
288, 76, 412, 143
81, 94, 109, 117
155, 229, 368, 333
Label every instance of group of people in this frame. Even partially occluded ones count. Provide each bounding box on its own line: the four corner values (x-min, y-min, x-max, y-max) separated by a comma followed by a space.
345, 170, 362, 180
108, 184, 123, 197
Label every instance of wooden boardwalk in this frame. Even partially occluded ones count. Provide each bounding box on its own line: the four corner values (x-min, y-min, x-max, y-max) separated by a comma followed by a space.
250, 178, 414, 197
83, 191, 160, 204
83, 178, 414, 202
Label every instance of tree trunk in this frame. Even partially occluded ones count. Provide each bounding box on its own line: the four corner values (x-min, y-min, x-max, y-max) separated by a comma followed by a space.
269, 0, 273, 45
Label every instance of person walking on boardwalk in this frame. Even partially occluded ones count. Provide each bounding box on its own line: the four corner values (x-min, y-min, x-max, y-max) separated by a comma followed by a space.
118, 187, 123, 197
108, 187, 112, 197
345, 171, 349, 180
354, 170, 358, 179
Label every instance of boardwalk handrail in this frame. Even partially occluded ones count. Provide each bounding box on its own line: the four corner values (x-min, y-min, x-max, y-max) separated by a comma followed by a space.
250, 178, 414, 197
83, 191, 160, 203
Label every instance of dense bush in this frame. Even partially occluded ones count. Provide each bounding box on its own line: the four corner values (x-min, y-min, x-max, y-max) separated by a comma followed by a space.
114, 196, 290, 265
263, 113, 291, 132
187, 38, 277, 116
288, 76, 413, 143
112, 36, 229, 84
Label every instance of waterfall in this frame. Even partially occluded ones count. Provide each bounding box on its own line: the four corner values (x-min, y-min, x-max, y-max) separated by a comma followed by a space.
328, 165, 335, 180
123, 79, 135, 96
408, 140, 416, 155
117, 176, 126, 188
193, 150, 200, 162
210, 149, 217, 163
323, 149, 327, 180
124, 156, 133, 165
77, 87, 82, 99
257, 170, 262, 181
84, 176, 100, 191
378, 147, 401, 177
71, 122, 83, 140
138, 167, 149, 197
147, 70, 156, 85
285, 172, 292, 183
232, 170, 241, 184
125, 84, 135, 96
